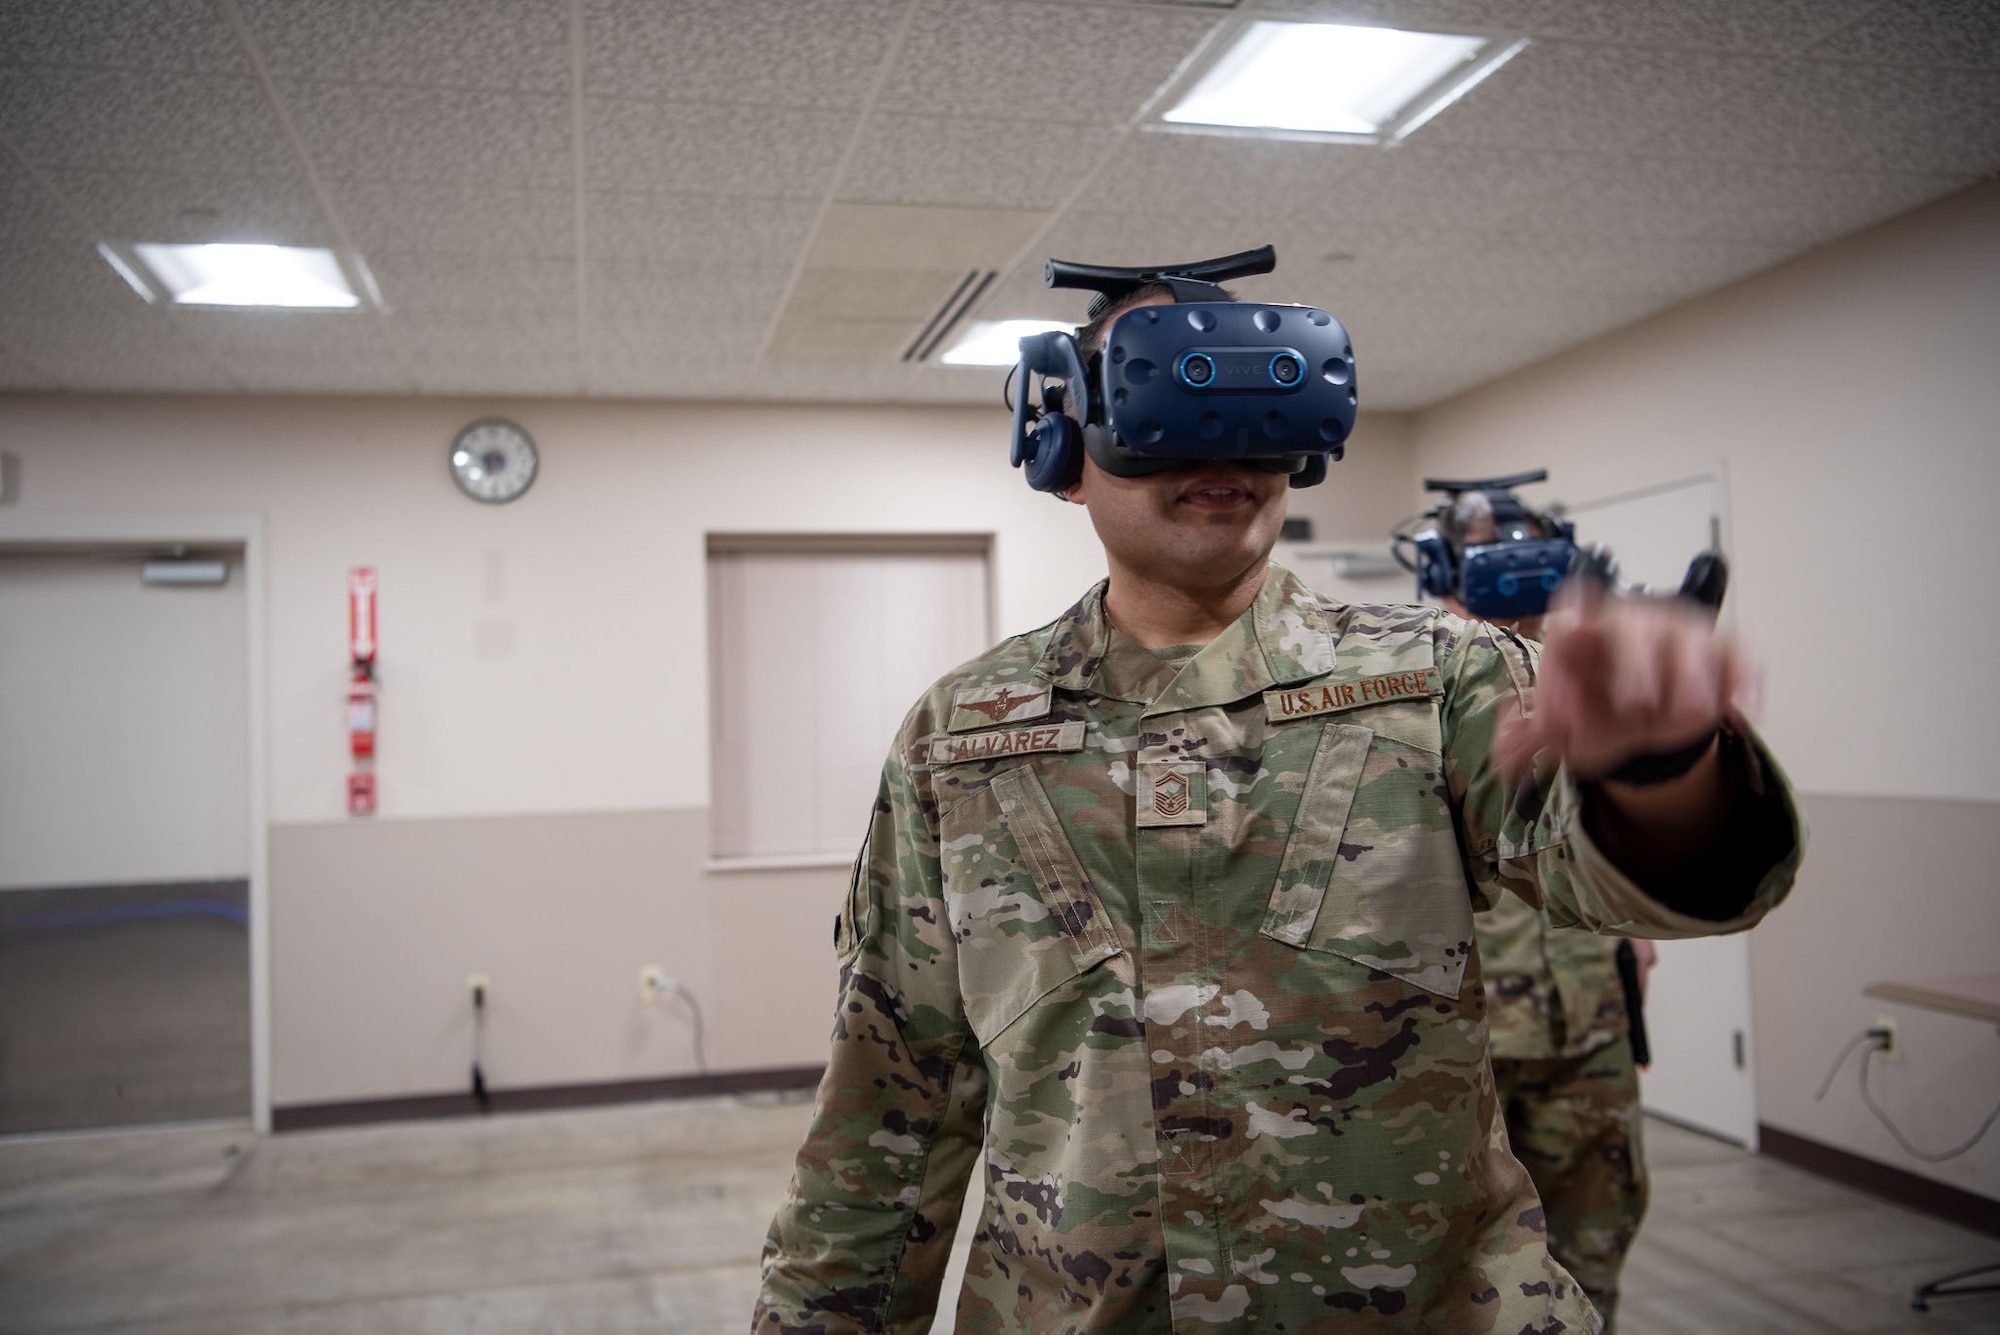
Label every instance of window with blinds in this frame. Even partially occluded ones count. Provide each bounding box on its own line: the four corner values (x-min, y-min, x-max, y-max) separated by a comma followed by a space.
707, 536, 993, 864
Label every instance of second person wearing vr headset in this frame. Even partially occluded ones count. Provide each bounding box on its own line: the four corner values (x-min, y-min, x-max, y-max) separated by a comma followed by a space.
756, 249, 1803, 1334
1398, 478, 1667, 1331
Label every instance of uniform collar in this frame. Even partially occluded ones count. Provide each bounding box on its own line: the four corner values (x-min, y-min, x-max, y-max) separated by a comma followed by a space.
1034, 563, 1339, 712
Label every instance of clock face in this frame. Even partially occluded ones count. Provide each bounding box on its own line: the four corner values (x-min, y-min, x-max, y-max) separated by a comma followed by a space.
449, 419, 539, 504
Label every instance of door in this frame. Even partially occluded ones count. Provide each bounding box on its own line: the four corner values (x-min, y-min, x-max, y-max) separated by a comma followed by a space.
0, 549, 252, 1132
1564, 470, 1760, 1147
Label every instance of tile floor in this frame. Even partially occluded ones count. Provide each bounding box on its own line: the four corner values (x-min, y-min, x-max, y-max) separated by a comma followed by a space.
1, 1093, 1994, 1333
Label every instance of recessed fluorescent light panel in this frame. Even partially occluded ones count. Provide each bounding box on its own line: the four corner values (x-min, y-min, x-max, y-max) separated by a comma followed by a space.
126, 243, 361, 309
939, 319, 1075, 368
1157, 20, 1527, 144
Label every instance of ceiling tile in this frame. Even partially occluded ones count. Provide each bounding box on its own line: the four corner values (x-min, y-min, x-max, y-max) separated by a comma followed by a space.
365, 252, 575, 317
0, 342, 57, 389
44, 167, 332, 245
807, 203, 1050, 270
394, 315, 581, 395
1087, 129, 1362, 208
0, 304, 240, 392
174, 309, 416, 392
1634, 59, 2000, 174
0, 151, 88, 255
583, 260, 791, 325
1262, 140, 1590, 234
585, 97, 855, 196
332, 180, 575, 256
1516, 156, 1976, 249
766, 316, 922, 363
0, 0, 247, 75
585, 192, 817, 267
1805, 0, 2000, 71
583, 0, 904, 109
0, 215, 161, 311
235, 0, 570, 91
839, 114, 1119, 210
876, 0, 1222, 123
0, 68, 294, 174
277, 81, 571, 187
581, 321, 759, 398
1410, 40, 1777, 154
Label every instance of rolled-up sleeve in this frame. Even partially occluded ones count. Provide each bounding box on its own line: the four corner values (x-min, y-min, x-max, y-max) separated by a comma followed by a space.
1437, 613, 1805, 938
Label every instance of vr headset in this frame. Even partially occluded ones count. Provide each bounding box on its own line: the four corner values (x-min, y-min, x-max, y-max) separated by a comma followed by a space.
1009, 245, 1357, 494
1392, 471, 1578, 620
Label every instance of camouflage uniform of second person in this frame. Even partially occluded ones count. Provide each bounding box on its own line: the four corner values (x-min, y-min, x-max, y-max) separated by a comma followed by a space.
1478, 894, 1647, 1326
756, 564, 1803, 1333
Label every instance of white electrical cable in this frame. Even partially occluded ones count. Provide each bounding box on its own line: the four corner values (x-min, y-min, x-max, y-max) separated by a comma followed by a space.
1815, 1027, 2000, 1163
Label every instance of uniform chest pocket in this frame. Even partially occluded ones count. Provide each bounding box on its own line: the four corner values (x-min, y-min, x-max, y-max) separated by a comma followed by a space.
937, 764, 1121, 1045
1259, 717, 1474, 999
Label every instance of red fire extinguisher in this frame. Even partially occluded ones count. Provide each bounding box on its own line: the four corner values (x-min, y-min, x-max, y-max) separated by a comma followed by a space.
347, 567, 379, 816
348, 663, 376, 759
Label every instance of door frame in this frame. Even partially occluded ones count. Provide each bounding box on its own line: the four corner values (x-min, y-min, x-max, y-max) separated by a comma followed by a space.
0, 510, 271, 1133
1562, 464, 1761, 1148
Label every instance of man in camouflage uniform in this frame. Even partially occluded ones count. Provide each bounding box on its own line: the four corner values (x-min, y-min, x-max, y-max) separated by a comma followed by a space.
755, 289, 1802, 1333
1438, 488, 1655, 1328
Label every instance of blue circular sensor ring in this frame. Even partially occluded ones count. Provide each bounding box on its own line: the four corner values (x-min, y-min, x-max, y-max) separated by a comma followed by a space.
1497, 574, 1520, 596
1269, 352, 1303, 386
1177, 351, 1217, 387
1540, 570, 1562, 592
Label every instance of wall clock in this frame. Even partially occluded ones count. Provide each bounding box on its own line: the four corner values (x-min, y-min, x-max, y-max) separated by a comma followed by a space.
449, 419, 539, 504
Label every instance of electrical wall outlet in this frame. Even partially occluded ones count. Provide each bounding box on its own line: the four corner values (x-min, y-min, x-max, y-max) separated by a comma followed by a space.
467, 973, 491, 1008
639, 965, 672, 1003
1872, 1015, 1899, 1062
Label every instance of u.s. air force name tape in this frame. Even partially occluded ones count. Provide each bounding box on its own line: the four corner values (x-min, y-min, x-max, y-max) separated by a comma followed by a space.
1262, 669, 1442, 723
928, 720, 1086, 766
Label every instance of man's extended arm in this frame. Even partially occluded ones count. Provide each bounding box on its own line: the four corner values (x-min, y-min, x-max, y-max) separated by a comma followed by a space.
755, 741, 986, 1334
1439, 611, 1804, 935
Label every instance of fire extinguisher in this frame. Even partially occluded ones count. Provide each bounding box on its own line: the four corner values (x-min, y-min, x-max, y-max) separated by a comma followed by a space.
348, 662, 376, 759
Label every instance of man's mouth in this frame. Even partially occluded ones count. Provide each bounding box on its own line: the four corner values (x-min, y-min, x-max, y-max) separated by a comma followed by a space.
1176, 474, 1259, 508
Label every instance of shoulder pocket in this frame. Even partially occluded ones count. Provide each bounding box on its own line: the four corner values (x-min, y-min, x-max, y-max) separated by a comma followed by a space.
1259, 711, 1474, 998
938, 764, 1120, 1044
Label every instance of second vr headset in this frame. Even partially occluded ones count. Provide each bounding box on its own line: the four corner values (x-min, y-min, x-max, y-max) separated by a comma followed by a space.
1392, 471, 1579, 621
1009, 245, 1358, 493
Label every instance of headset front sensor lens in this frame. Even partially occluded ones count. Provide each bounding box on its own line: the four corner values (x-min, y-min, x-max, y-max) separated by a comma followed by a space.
1179, 353, 1216, 387
1270, 354, 1302, 386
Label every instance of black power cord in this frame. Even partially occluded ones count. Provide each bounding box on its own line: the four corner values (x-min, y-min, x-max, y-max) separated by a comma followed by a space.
1815, 1026, 2000, 1163
470, 978, 491, 1113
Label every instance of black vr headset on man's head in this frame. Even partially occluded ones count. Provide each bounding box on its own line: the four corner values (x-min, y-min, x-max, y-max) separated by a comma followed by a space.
1392, 471, 1579, 620
1008, 245, 1358, 494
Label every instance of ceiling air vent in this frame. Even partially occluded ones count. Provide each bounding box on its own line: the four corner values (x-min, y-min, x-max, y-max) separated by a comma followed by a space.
903, 269, 997, 363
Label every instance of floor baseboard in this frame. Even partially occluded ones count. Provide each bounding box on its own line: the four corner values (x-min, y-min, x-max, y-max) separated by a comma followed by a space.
1759, 1122, 2000, 1239
272, 1064, 823, 1133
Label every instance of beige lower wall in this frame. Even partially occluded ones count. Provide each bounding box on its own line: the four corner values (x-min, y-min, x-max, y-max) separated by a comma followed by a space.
269, 808, 839, 1107
1753, 792, 2000, 1201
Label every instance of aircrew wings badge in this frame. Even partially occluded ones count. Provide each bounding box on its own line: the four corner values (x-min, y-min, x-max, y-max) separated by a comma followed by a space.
948, 682, 1052, 732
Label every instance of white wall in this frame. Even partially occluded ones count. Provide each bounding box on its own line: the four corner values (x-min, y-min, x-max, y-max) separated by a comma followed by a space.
1410, 179, 2000, 1200
0, 391, 1415, 1108
1413, 180, 2000, 806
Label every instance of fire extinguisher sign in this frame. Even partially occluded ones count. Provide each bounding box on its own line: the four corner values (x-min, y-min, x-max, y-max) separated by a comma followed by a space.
349, 566, 378, 665
348, 567, 378, 817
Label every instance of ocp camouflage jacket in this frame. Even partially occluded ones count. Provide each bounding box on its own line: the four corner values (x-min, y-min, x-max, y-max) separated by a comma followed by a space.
756, 563, 1802, 1334
1476, 894, 1627, 1063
